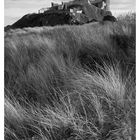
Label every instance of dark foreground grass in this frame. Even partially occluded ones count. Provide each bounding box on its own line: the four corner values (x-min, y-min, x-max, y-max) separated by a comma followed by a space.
5, 13, 135, 140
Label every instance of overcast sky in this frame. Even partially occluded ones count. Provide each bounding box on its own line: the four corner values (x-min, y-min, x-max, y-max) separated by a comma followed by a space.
5, 0, 135, 26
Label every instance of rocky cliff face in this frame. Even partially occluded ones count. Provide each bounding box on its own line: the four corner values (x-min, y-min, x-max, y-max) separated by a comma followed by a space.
4, 0, 115, 31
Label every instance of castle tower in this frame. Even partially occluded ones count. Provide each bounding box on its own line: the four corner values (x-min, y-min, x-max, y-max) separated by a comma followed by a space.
105, 0, 110, 11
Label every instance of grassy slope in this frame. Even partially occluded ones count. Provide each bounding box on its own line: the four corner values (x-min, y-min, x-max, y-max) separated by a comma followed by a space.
5, 14, 135, 140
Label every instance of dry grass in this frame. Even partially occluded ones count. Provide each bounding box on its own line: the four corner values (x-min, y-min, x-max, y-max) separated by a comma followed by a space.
4, 13, 135, 140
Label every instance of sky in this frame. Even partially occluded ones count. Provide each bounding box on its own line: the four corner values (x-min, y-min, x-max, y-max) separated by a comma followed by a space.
5, 0, 136, 26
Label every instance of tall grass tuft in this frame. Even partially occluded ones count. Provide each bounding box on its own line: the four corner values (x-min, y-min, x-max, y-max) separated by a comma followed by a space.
5, 13, 135, 140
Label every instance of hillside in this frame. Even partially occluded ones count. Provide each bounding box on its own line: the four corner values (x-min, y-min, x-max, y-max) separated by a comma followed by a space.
5, 12, 72, 30
5, 13, 135, 140
4, 0, 116, 31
